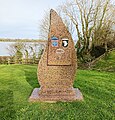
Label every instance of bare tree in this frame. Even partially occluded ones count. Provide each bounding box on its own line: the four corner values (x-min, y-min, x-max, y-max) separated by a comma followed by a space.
38, 0, 114, 62
7, 42, 24, 64
39, 10, 50, 40
7, 41, 44, 64
60, 0, 114, 62
93, 3, 115, 52
7, 42, 24, 56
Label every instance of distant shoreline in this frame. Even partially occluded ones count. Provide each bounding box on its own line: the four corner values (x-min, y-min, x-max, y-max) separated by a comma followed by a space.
0, 38, 47, 43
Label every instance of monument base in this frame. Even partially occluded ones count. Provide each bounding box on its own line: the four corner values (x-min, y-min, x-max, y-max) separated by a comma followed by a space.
29, 88, 83, 102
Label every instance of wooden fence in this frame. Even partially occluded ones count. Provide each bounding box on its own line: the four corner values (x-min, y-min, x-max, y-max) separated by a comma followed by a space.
0, 56, 41, 64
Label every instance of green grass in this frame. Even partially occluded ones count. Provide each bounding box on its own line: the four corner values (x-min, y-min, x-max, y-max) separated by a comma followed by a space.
93, 49, 115, 72
0, 65, 114, 120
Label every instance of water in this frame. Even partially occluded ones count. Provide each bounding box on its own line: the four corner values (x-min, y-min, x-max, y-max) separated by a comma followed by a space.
0, 42, 43, 56
0, 42, 14, 56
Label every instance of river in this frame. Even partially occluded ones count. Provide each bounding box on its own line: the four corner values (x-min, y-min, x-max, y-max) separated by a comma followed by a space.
0, 42, 14, 56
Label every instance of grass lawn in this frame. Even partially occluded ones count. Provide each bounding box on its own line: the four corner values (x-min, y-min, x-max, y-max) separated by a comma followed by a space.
93, 49, 115, 72
0, 65, 114, 120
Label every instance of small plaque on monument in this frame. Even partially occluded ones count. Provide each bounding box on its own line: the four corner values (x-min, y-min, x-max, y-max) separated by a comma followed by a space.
29, 9, 83, 102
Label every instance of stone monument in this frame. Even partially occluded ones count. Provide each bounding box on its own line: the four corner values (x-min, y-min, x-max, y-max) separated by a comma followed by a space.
29, 9, 83, 102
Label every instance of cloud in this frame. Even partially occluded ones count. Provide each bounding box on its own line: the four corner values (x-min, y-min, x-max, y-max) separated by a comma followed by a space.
0, 0, 65, 39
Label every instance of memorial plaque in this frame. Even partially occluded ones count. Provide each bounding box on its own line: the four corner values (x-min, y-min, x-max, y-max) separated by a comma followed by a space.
47, 37, 72, 65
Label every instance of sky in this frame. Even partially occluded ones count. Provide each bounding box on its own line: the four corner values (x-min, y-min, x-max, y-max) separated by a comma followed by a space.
0, 0, 65, 39
0, 0, 66, 56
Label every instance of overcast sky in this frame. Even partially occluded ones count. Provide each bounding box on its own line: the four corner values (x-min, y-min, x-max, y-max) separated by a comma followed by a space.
0, 0, 65, 39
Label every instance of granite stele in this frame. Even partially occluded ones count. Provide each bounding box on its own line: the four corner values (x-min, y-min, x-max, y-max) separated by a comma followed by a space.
29, 9, 83, 102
